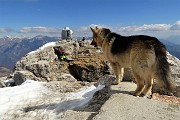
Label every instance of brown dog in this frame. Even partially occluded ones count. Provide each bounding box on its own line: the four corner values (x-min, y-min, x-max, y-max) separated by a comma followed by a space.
90, 27, 174, 96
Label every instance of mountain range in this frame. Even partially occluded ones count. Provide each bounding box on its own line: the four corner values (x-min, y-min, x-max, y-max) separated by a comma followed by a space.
0, 35, 179, 75
0, 35, 60, 70
160, 39, 180, 59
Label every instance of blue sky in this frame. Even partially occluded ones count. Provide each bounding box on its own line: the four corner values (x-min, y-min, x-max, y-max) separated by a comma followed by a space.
0, 0, 180, 38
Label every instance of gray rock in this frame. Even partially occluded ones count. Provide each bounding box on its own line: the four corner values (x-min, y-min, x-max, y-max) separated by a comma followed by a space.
92, 82, 180, 120
68, 63, 110, 82
167, 52, 180, 86
13, 70, 40, 85
0, 80, 6, 87
5, 81, 15, 87
13, 40, 108, 84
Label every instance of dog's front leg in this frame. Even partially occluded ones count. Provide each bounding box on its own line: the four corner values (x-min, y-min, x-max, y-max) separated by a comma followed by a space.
110, 62, 124, 85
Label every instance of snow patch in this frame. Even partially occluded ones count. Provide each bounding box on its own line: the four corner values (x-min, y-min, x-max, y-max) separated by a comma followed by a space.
28, 42, 56, 55
0, 80, 47, 115
0, 80, 104, 119
59, 84, 104, 110
4, 79, 14, 83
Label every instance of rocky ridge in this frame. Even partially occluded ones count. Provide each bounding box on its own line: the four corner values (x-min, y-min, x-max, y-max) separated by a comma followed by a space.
11, 40, 179, 95
13, 40, 109, 84
0, 39, 180, 120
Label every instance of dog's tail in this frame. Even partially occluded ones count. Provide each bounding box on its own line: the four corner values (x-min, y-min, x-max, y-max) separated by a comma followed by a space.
154, 41, 175, 94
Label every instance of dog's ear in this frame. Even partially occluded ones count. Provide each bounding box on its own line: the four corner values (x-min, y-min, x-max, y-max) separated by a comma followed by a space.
101, 28, 111, 36
90, 27, 95, 33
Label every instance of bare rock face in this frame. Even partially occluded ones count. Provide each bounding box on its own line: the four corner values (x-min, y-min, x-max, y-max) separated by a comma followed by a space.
0, 80, 6, 87
14, 44, 57, 83
14, 70, 41, 85
13, 40, 111, 85
167, 52, 180, 97
167, 52, 180, 86
68, 58, 109, 82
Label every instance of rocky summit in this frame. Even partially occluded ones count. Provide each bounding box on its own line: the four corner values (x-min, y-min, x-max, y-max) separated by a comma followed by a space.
12, 39, 180, 96
13, 40, 109, 84
0, 39, 180, 120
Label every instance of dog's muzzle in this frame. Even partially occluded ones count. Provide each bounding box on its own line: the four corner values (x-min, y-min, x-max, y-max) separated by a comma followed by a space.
90, 41, 97, 47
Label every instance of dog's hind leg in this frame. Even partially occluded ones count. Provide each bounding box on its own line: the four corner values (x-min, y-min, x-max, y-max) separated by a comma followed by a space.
131, 71, 145, 96
110, 62, 124, 85
141, 77, 153, 97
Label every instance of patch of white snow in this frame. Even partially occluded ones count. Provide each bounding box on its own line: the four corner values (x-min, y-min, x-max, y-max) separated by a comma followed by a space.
27, 42, 56, 55
0, 80, 104, 120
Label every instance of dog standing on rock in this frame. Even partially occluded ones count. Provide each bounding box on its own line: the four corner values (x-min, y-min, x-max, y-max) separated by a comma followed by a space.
90, 27, 175, 97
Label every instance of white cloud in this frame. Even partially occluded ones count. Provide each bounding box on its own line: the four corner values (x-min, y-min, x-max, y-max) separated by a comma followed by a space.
0, 28, 13, 33
112, 24, 172, 38
77, 24, 109, 31
73, 24, 110, 37
1, 20, 180, 38
77, 21, 180, 38
170, 21, 180, 30
118, 24, 171, 32
19, 26, 62, 34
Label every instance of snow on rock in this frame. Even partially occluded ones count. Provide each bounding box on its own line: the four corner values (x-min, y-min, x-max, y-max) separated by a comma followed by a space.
62, 84, 104, 110
28, 42, 56, 55
4, 79, 15, 83
0, 80, 47, 115
0, 80, 104, 120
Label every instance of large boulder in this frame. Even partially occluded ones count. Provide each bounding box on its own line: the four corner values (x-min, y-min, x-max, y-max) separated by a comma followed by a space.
13, 40, 111, 84
14, 70, 41, 85
0, 80, 6, 88
167, 52, 180, 97
167, 52, 180, 86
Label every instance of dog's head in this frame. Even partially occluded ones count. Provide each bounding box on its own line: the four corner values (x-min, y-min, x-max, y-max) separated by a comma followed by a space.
90, 27, 111, 47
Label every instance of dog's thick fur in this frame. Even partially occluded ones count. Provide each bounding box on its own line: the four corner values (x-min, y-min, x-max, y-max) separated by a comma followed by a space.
90, 27, 174, 96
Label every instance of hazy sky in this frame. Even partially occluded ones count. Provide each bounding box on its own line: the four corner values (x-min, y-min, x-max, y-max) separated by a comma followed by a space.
0, 0, 180, 38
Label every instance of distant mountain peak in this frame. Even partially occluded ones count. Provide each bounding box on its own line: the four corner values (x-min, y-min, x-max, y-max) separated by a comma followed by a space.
34, 35, 46, 39
0, 36, 61, 69
4, 35, 28, 40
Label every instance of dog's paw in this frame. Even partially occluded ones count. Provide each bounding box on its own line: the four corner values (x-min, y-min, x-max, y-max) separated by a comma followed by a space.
140, 93, 152, 99
112, 81, 119, 85
130, 91, 138, 96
